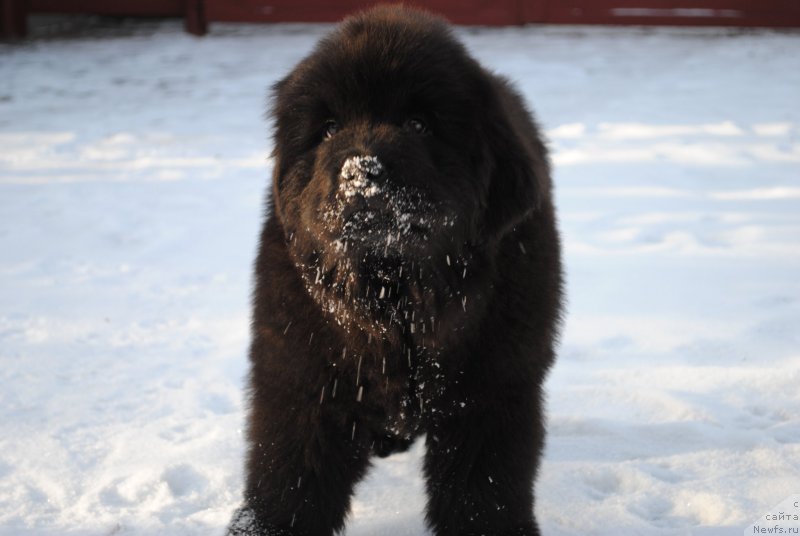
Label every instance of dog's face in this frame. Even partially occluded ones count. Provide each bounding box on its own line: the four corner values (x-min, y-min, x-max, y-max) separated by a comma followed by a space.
272, 9, 495, 258
269, 8, 542, 334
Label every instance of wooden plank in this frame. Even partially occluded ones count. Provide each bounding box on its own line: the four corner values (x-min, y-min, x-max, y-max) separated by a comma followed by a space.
24, 0, 209, 35
541, 0, 800, 27
522, 0, 548, 22
205, 0, 523, 26
28, 0, 184, 16
205, 0, 800, 27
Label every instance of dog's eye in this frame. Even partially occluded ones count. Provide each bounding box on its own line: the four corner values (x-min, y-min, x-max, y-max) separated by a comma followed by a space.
324, 120, 340, 139
405, 117, 428, 135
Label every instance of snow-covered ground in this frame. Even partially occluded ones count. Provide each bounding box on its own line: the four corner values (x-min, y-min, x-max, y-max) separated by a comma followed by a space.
1, 17, 799, 536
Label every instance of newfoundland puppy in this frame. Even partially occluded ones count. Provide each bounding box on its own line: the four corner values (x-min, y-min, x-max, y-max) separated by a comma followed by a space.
228, 5, 563, 536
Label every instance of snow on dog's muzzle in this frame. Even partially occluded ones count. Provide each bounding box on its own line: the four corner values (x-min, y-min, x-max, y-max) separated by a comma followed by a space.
340, 155, 385, 198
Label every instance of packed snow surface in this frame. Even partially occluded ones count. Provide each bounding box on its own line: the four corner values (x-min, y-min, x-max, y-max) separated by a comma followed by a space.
1, 17, 799, 536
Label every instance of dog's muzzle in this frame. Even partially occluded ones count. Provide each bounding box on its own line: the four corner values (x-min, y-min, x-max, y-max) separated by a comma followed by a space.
340, 155, 384, 184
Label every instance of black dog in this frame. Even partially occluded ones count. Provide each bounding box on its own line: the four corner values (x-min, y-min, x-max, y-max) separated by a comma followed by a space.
228, 6, 563, 535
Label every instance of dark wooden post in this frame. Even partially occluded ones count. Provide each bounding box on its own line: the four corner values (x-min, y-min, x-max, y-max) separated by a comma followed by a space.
1, 0, 27, 39
184, 0, 207, 36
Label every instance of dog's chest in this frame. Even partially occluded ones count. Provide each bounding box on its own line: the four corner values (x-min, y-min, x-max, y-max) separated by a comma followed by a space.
349, 337, 464, 445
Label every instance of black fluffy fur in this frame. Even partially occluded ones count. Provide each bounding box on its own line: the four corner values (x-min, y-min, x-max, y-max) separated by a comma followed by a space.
228, 6, 563, 536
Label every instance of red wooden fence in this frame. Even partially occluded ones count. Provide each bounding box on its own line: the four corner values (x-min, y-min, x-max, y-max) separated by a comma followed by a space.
205, 0, 800, 28
3, 0, 799, 39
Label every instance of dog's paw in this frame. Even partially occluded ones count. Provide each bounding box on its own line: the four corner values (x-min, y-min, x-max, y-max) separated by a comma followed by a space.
226, 507, 295, 536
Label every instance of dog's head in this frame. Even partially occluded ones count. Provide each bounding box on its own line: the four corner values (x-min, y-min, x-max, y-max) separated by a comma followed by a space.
268, 6, 548, 334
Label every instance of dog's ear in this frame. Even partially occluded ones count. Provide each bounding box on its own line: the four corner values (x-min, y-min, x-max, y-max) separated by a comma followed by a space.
268, 76, 302, 232
268, 77, 287, 222
269, 158, 287, 224
480, 76, 551, 239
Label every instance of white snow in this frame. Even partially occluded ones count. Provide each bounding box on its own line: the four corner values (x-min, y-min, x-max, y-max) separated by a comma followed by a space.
1, 17, 799, 536
339, 155, 384, 198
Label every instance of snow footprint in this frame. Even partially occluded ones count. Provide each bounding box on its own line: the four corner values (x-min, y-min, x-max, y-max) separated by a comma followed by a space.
581, 466, 677, 528
639, 461, 686, 484
581, 467, 623, 499
627, 494, 675, 527
162, 463, 208, 497
99, 476, 162, 506
771, 420, 800, 444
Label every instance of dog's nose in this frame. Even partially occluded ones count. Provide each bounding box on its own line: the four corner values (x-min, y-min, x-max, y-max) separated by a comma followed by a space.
340, 155, 385, 182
